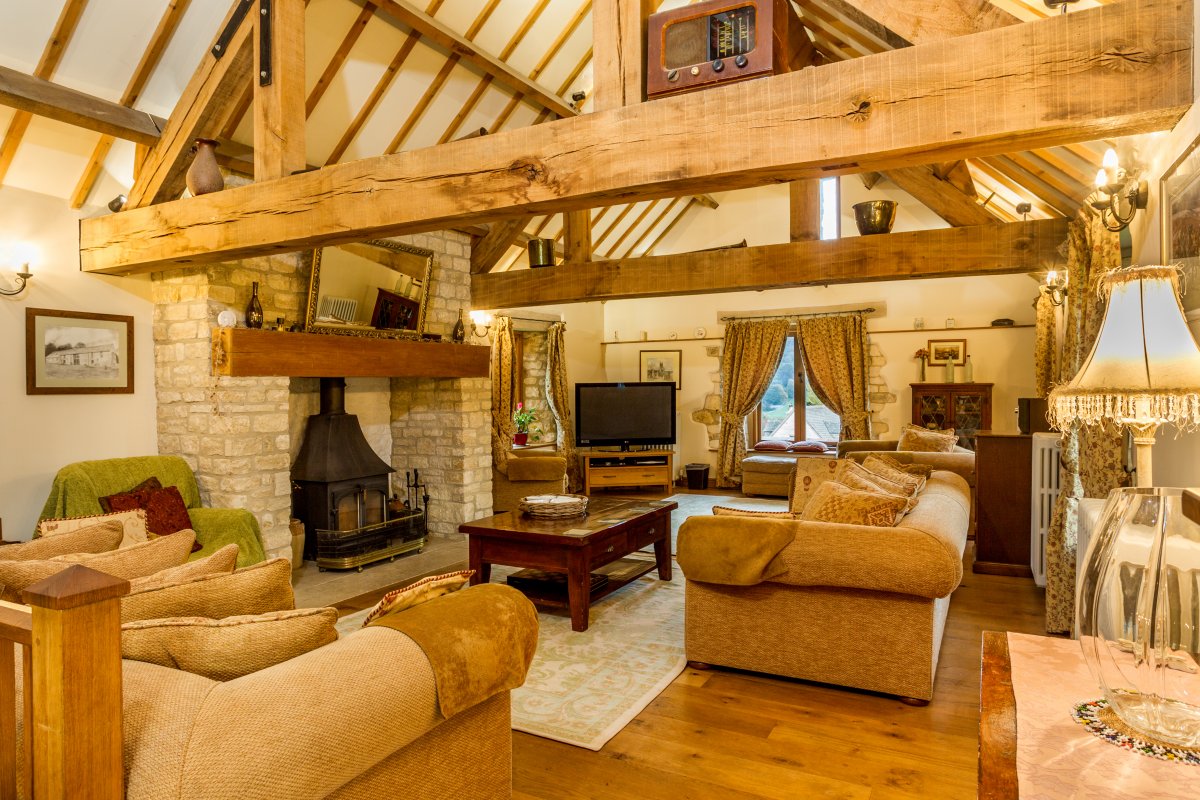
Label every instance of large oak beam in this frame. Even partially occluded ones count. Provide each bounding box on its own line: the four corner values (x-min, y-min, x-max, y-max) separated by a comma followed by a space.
887, 165, 996, 226
842, 0, 1018, 41
80, 0, 1192, 275
254, 0, 306, 179
472, 219, 1068, 308
0, 65, 162, 144
593, 0, 653, 111
470, 217, 534, 273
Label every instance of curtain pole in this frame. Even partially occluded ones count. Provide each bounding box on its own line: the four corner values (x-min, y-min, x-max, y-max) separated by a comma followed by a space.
718, 308, 875, 323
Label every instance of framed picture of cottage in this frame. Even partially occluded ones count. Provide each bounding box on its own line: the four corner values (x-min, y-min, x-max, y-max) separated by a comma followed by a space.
926, 338, 966, 367
640, 349, 682, 389
26, 308, 134, 395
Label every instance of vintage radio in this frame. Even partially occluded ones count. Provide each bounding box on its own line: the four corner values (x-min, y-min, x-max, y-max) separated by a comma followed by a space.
646, 0, 807, 99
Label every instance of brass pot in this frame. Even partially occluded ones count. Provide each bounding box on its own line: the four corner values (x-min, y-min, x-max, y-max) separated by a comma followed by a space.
527, 238, 556, 268
852, 200, 897, 235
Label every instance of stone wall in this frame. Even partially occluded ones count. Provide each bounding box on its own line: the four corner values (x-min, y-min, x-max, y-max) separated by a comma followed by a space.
865, 336, 895, 438
152, 228, 489, 561
152, 251, 307, 560
518, 331, 557, 445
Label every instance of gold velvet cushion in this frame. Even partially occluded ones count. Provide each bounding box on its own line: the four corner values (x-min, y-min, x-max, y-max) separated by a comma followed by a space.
0, 519, 122, 562
506, 457, 567, 482
862, 455, 927, 495
36, 509, 149, 548
896, 424, 959, 453
120, 557, 295, 623
0, 530, 195, 603
873, 453, 935, 479
362, 570, 474, 627
712, 505, 798, 519
799, 481, 907, 527
121, 607, 339, 681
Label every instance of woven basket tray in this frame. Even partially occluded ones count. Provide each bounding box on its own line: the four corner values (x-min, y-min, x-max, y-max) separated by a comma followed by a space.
519, 494, 589, 519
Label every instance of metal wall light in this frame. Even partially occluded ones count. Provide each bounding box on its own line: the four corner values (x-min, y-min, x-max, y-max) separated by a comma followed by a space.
0, 244, 34, 298
1042, 269, 1067, 306
1088, 148, 1147, 232
468, 310, 493, 337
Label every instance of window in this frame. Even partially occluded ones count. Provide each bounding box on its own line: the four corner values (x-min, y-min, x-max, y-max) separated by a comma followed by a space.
819, 177, 840, 240
751, 336, 841, 444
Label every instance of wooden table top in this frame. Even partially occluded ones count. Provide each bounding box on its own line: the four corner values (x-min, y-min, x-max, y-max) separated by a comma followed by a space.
979, 631, 1018, 799
459, 497, 678, 544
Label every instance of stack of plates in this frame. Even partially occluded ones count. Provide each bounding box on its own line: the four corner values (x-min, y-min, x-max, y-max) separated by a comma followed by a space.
519, 494, 589, 519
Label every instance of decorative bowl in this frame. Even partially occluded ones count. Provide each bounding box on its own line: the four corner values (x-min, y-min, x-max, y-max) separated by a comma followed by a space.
852, 200, 898, 235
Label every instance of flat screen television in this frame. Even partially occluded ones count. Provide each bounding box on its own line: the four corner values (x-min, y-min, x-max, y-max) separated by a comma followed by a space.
575, 382, 676, 450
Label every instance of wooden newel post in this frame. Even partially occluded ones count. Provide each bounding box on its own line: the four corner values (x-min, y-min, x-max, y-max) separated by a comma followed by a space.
22, 566, 129, 800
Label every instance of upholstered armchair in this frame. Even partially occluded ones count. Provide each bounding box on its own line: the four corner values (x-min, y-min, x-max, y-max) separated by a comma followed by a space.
38, 455, 266, 566
492, 451, 568, 513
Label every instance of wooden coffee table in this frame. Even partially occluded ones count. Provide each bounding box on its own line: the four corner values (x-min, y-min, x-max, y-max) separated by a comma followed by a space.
459, 497, 677, 632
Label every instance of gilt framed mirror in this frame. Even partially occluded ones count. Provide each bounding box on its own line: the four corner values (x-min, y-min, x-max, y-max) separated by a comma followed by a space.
305, 240, 435, 339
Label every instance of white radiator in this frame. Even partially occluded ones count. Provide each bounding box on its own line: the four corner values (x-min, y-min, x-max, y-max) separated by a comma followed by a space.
317, 296, 358, 323
1030, 432, 1062, 587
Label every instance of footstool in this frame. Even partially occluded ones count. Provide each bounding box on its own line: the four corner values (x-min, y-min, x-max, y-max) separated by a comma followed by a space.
739, 455, 797, 497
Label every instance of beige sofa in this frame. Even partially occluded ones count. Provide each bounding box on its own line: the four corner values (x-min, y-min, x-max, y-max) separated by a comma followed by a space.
837, 439, 976, 487
678, 466, 971, 703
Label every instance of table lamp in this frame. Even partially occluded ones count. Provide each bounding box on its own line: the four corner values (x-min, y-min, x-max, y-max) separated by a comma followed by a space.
1050, 264, 1200, 749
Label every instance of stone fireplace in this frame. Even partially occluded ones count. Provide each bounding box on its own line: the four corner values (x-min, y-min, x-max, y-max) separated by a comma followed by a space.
151, 230, 491, 562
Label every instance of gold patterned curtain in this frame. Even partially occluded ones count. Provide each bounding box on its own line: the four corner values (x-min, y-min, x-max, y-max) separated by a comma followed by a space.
544, 322, 581, 492
1033, 292, 1058, 398
490, 316, 516, 476
717, 319, 791, 488
797, 314, 872, 440
1044, 210, 1128, 635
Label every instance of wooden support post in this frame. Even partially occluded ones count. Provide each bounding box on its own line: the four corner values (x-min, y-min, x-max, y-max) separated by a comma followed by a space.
22, 566, 129, 800
592, 0, 653, 111
790, 180, 823, 241
254, 0, 306, 179
563, 210, 592, 263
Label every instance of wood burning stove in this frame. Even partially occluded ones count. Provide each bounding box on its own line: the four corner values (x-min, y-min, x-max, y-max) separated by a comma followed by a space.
292, 378, 427, 571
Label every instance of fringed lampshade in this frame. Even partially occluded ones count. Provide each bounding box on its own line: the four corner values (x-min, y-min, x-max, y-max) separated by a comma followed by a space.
1048, 264, 1200, 486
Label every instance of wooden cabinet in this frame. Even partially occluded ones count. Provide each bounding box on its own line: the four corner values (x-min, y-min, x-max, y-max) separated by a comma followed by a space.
910, 382, 993, 450
582, 451, 674, 494
974, 432, 1033, 578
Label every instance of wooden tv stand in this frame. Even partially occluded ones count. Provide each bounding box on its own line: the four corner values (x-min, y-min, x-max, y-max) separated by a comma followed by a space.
582, 450, 674, 495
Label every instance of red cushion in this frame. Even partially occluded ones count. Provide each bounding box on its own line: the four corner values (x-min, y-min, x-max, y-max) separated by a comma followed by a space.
100, 479, 198, 549
788, 441, 828, 453
752, 440, 790, 451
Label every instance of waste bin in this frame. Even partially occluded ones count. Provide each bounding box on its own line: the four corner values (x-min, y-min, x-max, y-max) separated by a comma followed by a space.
685, 463, 710, 490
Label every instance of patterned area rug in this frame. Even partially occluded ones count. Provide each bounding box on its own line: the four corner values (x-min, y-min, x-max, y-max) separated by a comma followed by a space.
335, 493, 788, 751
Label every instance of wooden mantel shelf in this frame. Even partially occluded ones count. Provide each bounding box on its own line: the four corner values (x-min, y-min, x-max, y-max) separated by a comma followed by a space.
211, 328, 490, 378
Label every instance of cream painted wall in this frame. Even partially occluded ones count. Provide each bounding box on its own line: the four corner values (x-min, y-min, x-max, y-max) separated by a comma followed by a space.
0, 186, 157, 539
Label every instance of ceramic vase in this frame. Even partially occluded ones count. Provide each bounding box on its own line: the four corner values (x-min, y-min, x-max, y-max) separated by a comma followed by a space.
919, 357, 926, 382
514, 432, 529, 446
185, 138, 223, 196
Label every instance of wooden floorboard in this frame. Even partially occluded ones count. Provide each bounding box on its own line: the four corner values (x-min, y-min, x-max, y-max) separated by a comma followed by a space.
510, 535, 1047, 799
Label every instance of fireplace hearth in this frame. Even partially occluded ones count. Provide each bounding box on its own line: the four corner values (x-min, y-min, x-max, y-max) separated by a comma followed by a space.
292, 378, 427, 571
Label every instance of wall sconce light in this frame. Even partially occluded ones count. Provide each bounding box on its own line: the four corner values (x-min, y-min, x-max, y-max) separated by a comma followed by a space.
469, 310, 493, 337
1088, 148, 1147, 232
0, 244, 35, 298
1042, 269, 1067, 306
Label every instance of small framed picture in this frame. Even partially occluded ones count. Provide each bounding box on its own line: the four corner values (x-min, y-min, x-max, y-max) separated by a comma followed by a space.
640, 349, 682, 390
26, 308, 134, 395
926, 339, 966, 367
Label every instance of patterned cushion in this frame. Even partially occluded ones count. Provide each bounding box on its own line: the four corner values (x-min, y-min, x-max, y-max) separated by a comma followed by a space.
362, 570, 474, 627
896, 424, 959, 453
874, 454, 935, 479
834, 460, 918, 513
799, 481, 907, 527
0, 519, 122, 562
127, 543, 240, 594
712, 505, 799, 519
787, 457, 842, 514
752, 440, 791, 451
787, 441, 828, 453
36, 509, 149, 549
100, 477, 197, 543
121, 557, 295, 623
121, 608, 338, 681
862, 455, 927, 494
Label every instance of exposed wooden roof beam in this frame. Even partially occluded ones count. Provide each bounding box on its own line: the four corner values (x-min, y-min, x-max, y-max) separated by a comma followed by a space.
886, 165, 999, 226
790, 180, 823, 241
470, 217, 535, 273
0, 0, 89, 185
644, 198, 700, 255
593, 0, 653, 111
306, 2, 376, 116
620, 198, 679, 258
125, 0, 255, 208
807, 0, 910, 49
472, 219, 1069, 308
840, 0, 1019, 41
563, 210, 592, 263
69, 0, 192, 209
79, 0, 1193, 275
254, 0, 305, 179
367, 0, 575, 118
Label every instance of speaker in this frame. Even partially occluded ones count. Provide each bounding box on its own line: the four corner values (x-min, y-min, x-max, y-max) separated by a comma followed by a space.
1017, 397, 1050, 435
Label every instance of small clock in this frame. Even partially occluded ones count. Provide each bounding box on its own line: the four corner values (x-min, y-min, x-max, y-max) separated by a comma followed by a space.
694, 327, 707, 339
